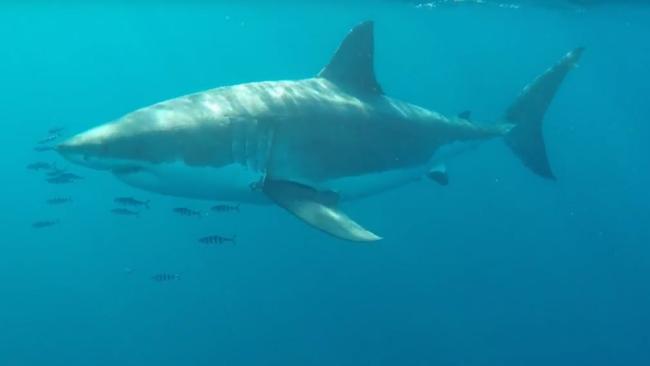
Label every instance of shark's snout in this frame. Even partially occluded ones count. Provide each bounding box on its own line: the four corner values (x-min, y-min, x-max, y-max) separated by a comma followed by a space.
56, 137, 87, 166
57, 122, 153, 174
56, 126, 115, 170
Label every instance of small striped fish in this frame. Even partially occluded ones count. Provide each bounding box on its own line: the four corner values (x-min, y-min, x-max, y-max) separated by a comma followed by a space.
151, 273, 180, 282
173, 207, 203, 217
199, 235, 236, 245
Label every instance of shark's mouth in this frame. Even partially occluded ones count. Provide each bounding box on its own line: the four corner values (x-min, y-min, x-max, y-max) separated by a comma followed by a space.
111, 165, 146, 176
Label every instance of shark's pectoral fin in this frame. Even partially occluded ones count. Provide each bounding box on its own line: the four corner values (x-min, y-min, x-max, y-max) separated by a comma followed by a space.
262, 179, 381, 242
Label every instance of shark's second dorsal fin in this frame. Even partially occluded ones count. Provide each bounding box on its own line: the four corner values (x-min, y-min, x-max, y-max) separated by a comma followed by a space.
318, 21, 383, 95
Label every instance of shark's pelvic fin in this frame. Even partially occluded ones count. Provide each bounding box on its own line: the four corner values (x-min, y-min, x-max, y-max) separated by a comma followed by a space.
504, 48, 584, 180
262, 179, 382, 242
318, 20, 383, 95
458, 110, 472, 121
427, 164, 449, 186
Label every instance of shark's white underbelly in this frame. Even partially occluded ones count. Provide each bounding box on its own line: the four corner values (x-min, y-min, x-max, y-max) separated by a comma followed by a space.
115, 162, 268, 203
114, 159, 431, 203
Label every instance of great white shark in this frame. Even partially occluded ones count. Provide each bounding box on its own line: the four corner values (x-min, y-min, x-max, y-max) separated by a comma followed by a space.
58, 21, 583, 242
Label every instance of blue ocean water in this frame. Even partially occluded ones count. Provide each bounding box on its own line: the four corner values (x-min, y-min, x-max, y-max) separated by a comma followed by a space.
2, 1, 649, 365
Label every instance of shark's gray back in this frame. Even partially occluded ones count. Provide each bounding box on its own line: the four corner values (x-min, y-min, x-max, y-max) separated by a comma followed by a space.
77, 19, 498, 186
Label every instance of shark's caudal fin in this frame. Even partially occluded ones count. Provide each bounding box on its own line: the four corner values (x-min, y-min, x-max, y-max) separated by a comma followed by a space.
503, 48, 584, 180
318, 20, 383, 95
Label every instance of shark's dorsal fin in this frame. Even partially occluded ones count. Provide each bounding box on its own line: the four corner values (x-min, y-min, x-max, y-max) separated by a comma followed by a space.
318, 21, 383, 95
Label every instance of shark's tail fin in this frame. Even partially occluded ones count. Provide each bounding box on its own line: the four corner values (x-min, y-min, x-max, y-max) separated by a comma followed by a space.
503, 48, 584, 180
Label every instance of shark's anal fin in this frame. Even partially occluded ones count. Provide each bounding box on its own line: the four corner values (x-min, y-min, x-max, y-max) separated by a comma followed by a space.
318, 21, 383, 95
262, 179, 382, 242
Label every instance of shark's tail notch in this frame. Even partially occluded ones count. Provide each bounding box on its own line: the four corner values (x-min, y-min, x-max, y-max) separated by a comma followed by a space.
503, 47, 584, 180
